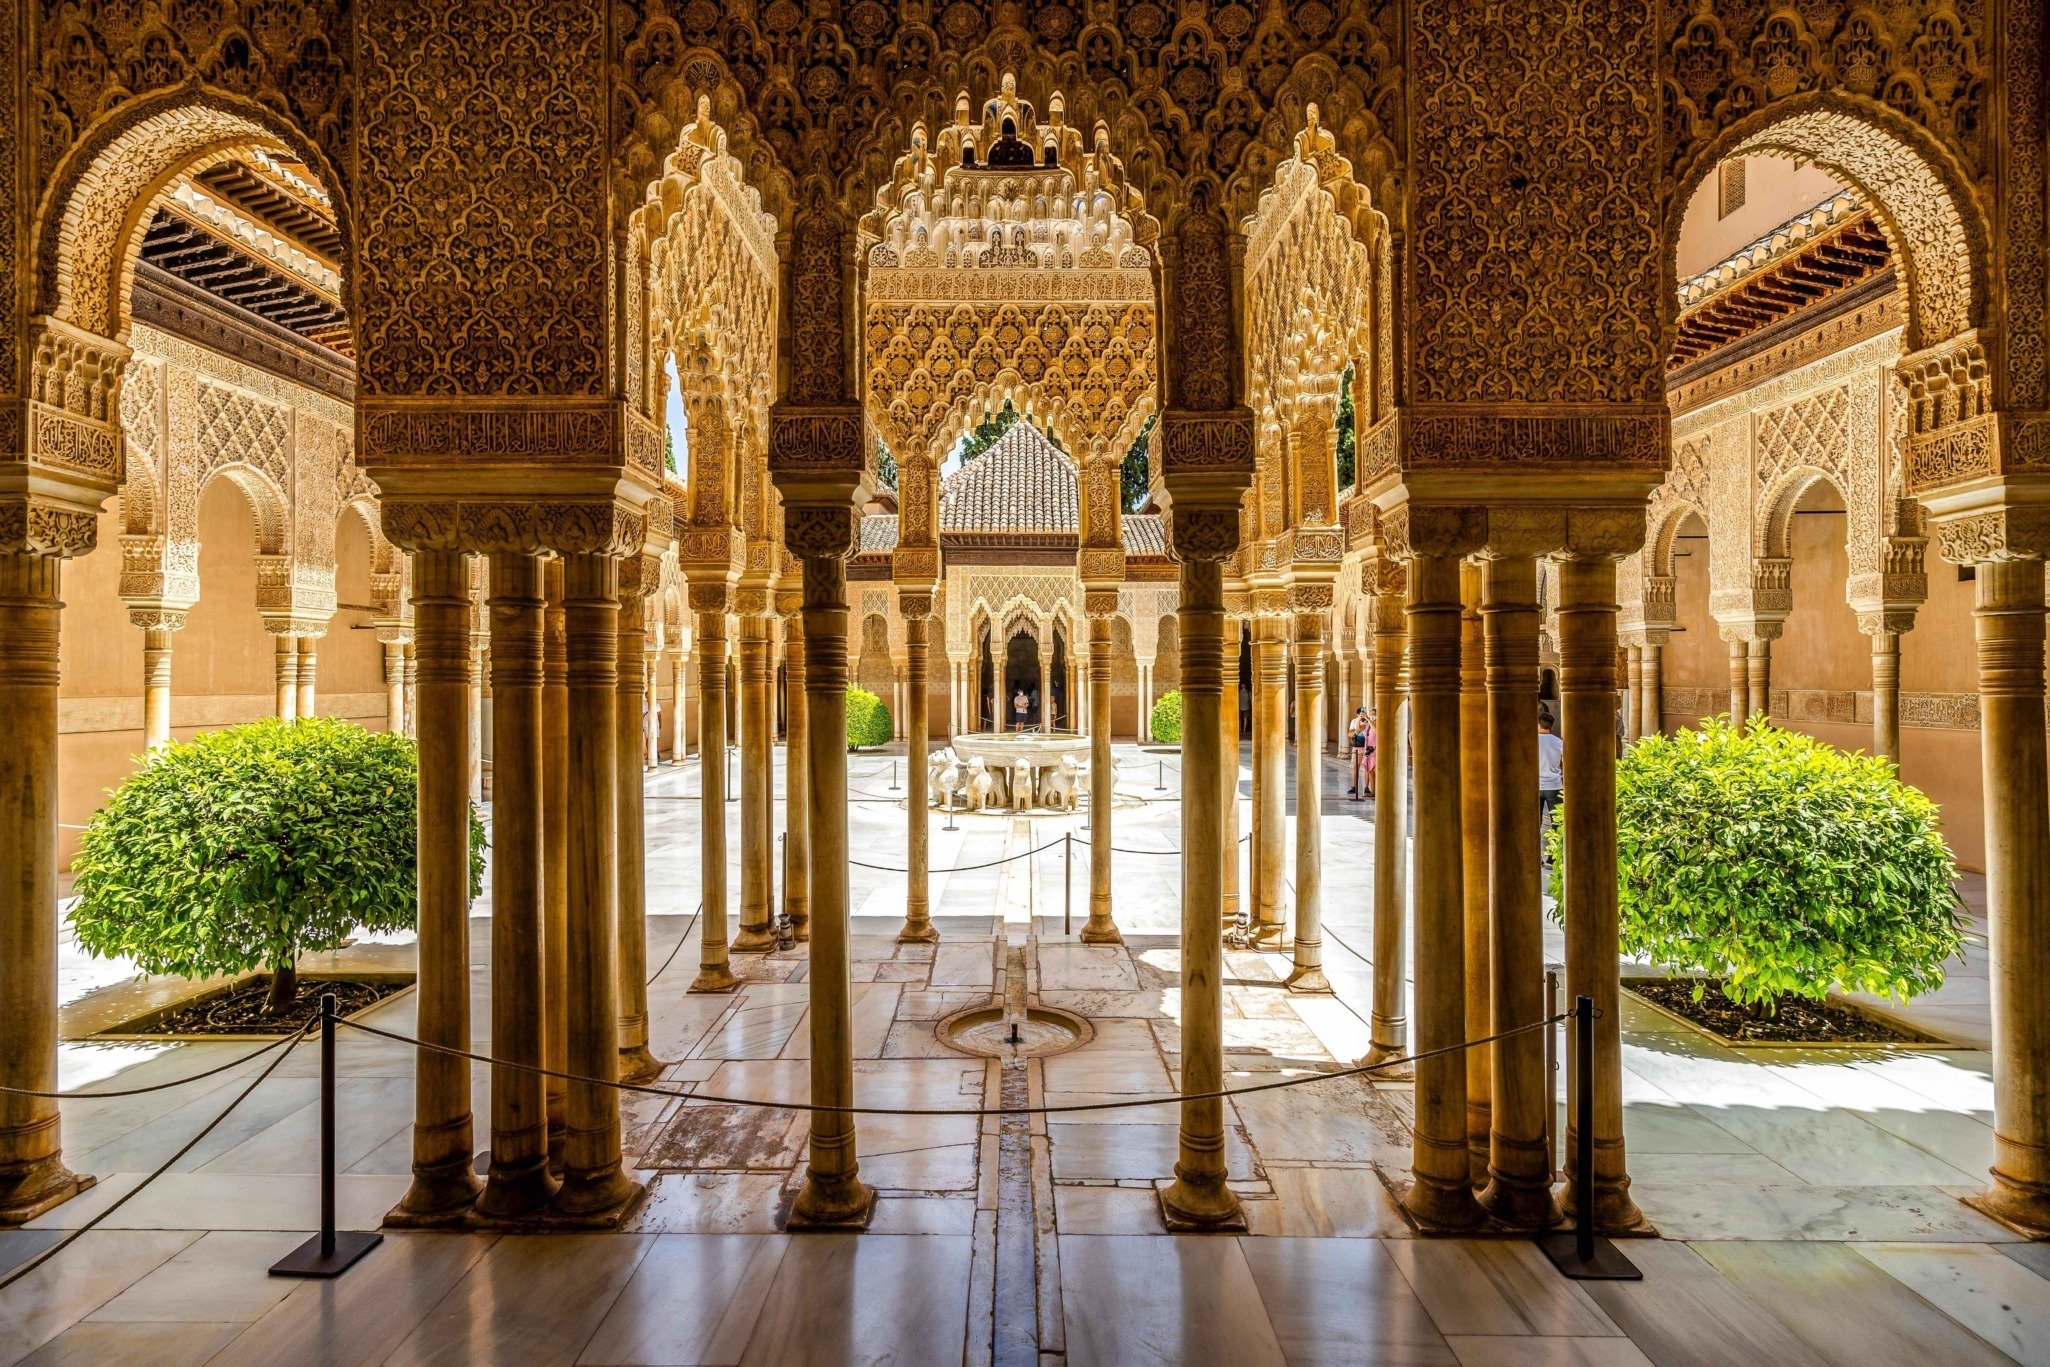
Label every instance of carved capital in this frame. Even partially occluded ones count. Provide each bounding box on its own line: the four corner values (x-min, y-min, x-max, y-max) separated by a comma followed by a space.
0, 501, 99, 558
783, 504, 859, 561
1857, 610, 1920, 636
892, 546, 941, 588
1379, 503, 1485, 560
1288, 582, 1335, 614
536, 502, 646, 557
380, 501, 463, 553
126, 607, 188, 632
1561, 505, 1650, 558
686, 580, 733, 613
775, 587, 804, 618
1077, 546, 1127, 583
1166, 507, 1241, 564
898, 589, 936, 620
734, 586, 772, 616
1933, 507, 2050, 564
1480, 506, 1566, 558
1083, 588, 1120, 619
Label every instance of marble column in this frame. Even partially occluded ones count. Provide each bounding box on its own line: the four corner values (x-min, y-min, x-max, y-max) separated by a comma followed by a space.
787, 515, 874, 1229
1747, 637, 1772, 724
1250, 611, 1288, 947
1402, 547, 1483, 1231
1288, 607, 1330, 992
552, 550, 639, 1223
293, 635, 318, 719
274, 633, 299, 720
138, 616, 179, 751
1137, 662, 1153, 741
1159, 539, 1245, 1231
0, 550, 91, 1222
385, 638, 408, 734
614, 568, 660, 1082
542, 563, 569, 1164
1621, 645, 1641, 743
1969, 559, 2050, 1236
1083, 596, 1120, 944
1639, 640, 1663, 739
1869, 627, 1902, 764
1367, 592, 1410, 1063
403, 642, 418, 737
389, 548, 480, 1226
1557, 553, 1644, 1234
1040, 648, 1053, 733
644, 650, 661, 769
1220, 620, 1243, 926
899, 602, 937, 943
1478, 551, 1553, 1229
1459, 569, 1491, 1172
476, 550, 553, 1220
671, 649, 689, 760
1726, 634, 1748, 724
689, 584, 737, 993
781, 594, 811, 941
734, 602, 777, 953
468, 625, 486, 802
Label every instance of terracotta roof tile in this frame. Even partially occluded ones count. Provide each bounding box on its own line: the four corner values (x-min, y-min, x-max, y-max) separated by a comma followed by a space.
939, 422, 1077, 532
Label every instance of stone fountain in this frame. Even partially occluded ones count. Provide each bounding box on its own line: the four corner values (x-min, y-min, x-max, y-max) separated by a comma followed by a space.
930, 732, 1102, 812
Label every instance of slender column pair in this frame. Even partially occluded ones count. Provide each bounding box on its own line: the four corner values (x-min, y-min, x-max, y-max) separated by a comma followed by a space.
781, 595, 811, 941
297, 636, 320, 720
136, 615, 181, 751
735, 599, 777, 953
1249, 610, 1288, 947
1402, 547, 1482, 1230
899, 600, 937, 943
689, 582, 738, 993
1366, 590, 1410, 1063
1082, 595, 1121, 943
1287, 607, 1331, 992
1638, 640, 1663, 739
1748, 638, 1772, 724
615, 567, 660, 1082
274, 633, 300, 720
0, 550, 93, 1222
384, 638, 409, 735
1458, 569, 1491, 1172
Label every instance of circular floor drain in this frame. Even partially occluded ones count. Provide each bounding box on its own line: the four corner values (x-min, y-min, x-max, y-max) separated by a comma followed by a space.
937, 1004, 1095, 1058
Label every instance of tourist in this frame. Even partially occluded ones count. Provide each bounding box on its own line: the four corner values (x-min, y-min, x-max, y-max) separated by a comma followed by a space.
1012, 687, 1030, 732
1347, 706, 1373, 799
1538, 711, 1563, 865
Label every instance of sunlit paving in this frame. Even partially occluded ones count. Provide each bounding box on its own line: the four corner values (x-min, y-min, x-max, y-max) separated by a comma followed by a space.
5, 4, 2050, 1365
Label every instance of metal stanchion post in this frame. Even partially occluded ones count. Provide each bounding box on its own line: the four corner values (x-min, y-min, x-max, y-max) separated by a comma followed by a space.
889, 760, 900, 791
1063, 831, 1072, 936
1154, 759, 1164, 792
1538, 996, 1641, 1281
271, 993, 382, 1278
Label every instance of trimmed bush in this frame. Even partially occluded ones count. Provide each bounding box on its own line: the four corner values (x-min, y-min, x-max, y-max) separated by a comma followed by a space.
1546, 717, 1963, 1010
71, 718, 486, 1016
1150, 689, 1183, 745
846, 685, 893, 749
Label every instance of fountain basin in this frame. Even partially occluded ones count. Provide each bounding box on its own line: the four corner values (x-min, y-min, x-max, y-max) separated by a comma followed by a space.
937, 1002, 1094, 1058
934, 731, 1096, 811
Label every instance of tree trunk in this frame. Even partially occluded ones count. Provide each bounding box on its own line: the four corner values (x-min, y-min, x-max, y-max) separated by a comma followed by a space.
265, 962, 299, 1017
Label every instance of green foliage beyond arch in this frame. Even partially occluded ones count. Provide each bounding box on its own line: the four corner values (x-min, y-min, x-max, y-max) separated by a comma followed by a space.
845, 686, 893, 749
71, 718, 485, 1014
1150, 690, 1183, 745
1546, 717, 1963, 1010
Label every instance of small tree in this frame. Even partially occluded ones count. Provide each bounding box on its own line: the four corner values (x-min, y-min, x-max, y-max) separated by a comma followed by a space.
72, 718, 486, 1016
1150, 690, 1184, 745
1546, 717, 1963, 1011
845, 686, 893, 749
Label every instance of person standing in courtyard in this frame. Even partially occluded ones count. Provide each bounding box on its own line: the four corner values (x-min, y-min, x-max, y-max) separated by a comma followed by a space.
1347, 706, 1374, 799
1537, 710, 1563, 867
1013, 686, 1030, 732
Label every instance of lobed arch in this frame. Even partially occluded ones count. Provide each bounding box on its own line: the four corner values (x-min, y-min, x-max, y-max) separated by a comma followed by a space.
1646, 499, 1710, 581
1663, 93, 1991, 360
199, 463, 290, 559
1757, 467, 1850, 564
33, 85, 352, 348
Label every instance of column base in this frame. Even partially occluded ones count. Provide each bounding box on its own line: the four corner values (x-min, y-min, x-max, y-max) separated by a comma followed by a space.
896, 917, 940, 945
1966, 1173, 2050, 1240
786, 1171, 877, 1230
474, 1157, 558, 1223
1284, 962, 1332, 994
1079, 912, 1123, 945
1243, 921, 1286, 950
386, 1161, 482, 1229
731, 924, 779, 953
618, 1044, 663, 1085
1156, 1175, 1248, 1232
1360, 1037, 1413, 1076
0, 1157, 96, 1226
550, 1167, 645, 1228
1401, 1172, 1485, 1232
1478, 1172, 1561, 1232
690, 963, 740, 994
1560, 1175, 1655, 1237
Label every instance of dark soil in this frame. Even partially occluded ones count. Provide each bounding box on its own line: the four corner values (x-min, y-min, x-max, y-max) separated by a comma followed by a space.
125, 975, 410, 1036
1627, 977, 1932, 1045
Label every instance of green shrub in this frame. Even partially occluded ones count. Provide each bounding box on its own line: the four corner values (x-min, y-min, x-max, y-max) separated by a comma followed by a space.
845, 686, 893, 749
1546, 717, 1963, 1010
72, 718, 485, 1016
1150, 690, 1183, 745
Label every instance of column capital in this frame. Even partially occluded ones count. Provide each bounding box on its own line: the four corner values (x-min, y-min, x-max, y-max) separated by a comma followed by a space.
686, 579, 733, 614
898, 588, 936, 620
734, 586, 773, 617
1378, 502, 1486, 561
0, 500, 98, 559
126, 607, 188, 632
1166, 506, 1243, 565
1078, 547, 1127, 584
782, 504, 860, 561
1082, 588, 1120, 619
768, 404, 864, 507
775, 586, 804, 619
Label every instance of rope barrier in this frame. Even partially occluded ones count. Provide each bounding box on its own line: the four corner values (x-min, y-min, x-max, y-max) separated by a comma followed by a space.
0, 1026, 310, 1100
850, 836, 1068, 875
334, 1012, 1562, 1118
0, 1019, 312, 1294
644, 903, 704, 986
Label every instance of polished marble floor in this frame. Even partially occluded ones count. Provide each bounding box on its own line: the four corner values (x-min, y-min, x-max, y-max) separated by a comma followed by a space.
4, 744, 2045, 1365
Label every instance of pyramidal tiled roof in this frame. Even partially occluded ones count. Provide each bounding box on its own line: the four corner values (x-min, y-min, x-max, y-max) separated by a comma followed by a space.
939, 421, 1077, 533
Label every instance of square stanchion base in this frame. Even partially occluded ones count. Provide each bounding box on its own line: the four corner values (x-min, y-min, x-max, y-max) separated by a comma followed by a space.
1537, 1231, 1642, 1281
269, 1230, 383, 1279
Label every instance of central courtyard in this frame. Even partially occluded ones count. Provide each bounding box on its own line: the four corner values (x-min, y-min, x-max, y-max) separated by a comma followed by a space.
1, 745, 2039, 1366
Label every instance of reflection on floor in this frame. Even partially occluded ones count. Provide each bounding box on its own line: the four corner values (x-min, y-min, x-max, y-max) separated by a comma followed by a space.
3, 746, 2044, 1365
